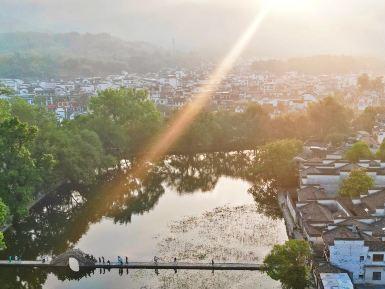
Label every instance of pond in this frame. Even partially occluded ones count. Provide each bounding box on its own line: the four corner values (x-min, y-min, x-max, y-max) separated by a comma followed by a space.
0, 152, 287, 289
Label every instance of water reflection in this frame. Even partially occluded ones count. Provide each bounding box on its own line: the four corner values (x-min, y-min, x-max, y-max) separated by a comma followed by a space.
0, 151, 282, 288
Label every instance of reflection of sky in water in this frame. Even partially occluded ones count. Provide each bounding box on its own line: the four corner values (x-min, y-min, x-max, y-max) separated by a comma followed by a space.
41, 177, 286, 289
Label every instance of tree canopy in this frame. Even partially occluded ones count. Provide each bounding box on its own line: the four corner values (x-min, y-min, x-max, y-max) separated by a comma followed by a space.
357, 73, 384, 93
263, 240, 312, 289
376, 140, 385, 161
339, 169, 374, 197
307, 96, 351, 140
255, 139, 303, 186
344, 141, 373, 162
0, 198, 8, 249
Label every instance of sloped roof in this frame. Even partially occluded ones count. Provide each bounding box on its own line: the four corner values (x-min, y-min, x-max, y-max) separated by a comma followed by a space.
298, 202, 334, 222
322, 226, 378, 246
334, 219, 373, 231
300, 166, 322, 177
361, 189, 385, 212
297, 186, 327, 202
365, 240, 385, 251
303, 221, 323, 237
338, 163, 364, 172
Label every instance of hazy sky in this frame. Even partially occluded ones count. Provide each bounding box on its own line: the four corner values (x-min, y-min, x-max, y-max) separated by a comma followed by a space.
1, 0, 385, 57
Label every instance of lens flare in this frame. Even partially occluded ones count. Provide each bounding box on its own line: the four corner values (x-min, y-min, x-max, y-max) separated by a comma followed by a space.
131, 4, 272, 178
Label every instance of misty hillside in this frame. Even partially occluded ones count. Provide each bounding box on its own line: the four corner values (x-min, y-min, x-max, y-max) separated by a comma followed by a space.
251, 55, 385, 75
0, 32, 180, 79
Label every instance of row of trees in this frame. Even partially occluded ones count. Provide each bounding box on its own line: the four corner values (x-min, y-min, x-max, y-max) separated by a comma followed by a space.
344, 140, 385, 162
0, 89, 162, 223
0, 89, 362, 228
357, 73, 384, 93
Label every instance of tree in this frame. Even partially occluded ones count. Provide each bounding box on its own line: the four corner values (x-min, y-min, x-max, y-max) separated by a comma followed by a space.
263, 240, 312, 289
0, 117, 42, 217
44, 127, 110, 184
377, 140, 385, 161
344, 141, 373, 162
0, 199, 8, 249
353, 107, 378, 132
307, 97, 351, 140
339, 169, 374, 197
0, 85, 13, 96
357, 73, 371, 91
325, 132, 348, 147
357, 74, 384, 93
255, 139, 303, 186
87, 88, 162, 157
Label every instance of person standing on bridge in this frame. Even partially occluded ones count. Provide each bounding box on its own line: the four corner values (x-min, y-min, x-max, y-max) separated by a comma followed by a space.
125, 256, 128, 264
98, 257, 101, 263
102, 256, 105, 264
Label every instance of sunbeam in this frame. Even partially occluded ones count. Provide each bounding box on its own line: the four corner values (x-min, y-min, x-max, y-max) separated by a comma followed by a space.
132, 3, 272, 178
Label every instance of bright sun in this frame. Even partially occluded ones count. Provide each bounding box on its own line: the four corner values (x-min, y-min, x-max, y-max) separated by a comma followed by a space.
263, 0, 315, 13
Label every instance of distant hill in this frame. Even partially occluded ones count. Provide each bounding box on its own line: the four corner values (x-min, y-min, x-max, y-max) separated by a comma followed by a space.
0, 32, 186, 79
251, 55, 385, 75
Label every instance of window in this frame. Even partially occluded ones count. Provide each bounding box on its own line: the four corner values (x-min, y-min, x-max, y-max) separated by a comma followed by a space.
373, 254, 384, 262
360, 256, 365, 261
359, 274, 364, 279
373, 272, 382, 281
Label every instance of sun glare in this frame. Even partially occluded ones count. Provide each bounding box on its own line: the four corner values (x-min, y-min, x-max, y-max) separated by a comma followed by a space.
264, 0, 315, 13
132, 4, 272, 179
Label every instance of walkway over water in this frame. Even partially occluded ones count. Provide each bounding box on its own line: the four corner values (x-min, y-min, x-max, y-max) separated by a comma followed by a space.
0, 260, 264, 271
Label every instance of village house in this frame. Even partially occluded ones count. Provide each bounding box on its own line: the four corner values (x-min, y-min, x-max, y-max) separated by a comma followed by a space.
286, 141, 385, 287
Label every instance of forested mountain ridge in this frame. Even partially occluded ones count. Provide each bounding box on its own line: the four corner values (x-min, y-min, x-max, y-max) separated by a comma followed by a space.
251, 55, 385, 74
0, 32, 180, 79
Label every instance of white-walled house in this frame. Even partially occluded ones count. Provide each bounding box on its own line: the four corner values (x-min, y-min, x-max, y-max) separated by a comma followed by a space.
300, 160, 385, 194
325, 235, 385, 285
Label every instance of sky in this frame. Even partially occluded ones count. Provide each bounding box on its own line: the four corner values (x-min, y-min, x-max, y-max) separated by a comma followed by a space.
1, 0, 385, 57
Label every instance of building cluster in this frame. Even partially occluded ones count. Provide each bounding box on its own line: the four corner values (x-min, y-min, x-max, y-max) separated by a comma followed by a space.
284, 127, 385, 288
1, 66, 378, 121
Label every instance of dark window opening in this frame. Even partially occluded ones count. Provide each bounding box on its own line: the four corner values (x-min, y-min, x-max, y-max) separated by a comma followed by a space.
373, 254, 384, 262
373, 272, 382, 280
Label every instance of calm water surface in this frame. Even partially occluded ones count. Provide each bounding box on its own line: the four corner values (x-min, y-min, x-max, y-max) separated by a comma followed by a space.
0, 152, 287, 289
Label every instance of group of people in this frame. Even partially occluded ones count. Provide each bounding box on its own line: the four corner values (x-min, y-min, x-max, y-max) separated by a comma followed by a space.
97, 256, 129, 266
7, 256, 21, 262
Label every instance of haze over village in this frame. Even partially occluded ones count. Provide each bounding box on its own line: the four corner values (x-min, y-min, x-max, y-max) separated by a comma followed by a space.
2, 1, 385, 289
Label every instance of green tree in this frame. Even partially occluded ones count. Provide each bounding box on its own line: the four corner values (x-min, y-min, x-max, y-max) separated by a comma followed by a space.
87, 88, 162, 158
307, 97, 351, 140
344, 141, 373, 162
0, 117, 41, 217
255, 139, 303, 186
0, 84, 13, 96
372, 76, 384, 94
376, 140, 385, 161
263, 240, 312, 289
325, 132, 348, 147
44, 127, 109, 184
339, 169, 374, 197
0, 199, 9, 249
357, 73, 371, 91
353, 107, 378, 132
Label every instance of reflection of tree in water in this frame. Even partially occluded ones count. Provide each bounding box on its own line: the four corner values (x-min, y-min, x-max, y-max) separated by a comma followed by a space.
248, 179, 282, 220
162, 154, 219, 193
0, 151, 280, 288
